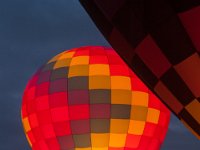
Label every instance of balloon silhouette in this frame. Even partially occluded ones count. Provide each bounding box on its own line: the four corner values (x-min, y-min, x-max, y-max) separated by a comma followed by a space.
79, 0, 200, 139
21, 46, 170, 150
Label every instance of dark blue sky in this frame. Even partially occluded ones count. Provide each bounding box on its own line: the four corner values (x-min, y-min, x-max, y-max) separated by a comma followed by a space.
0, 0, 199, 149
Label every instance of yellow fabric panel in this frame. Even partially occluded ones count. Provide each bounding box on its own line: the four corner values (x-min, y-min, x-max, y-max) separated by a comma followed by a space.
53, 59, 71, 69
128, 120, 145, 135
22, 117, 31, 132
111, 76, 131, 90
130, 106, 148, 121
47, 51, 67, 63
75, 148, 91, 150
186, 99, 200, 124
89, 64, 110, 76
92, 147, 108, 150
91, 133, 109, 147
132, 91, 149, 107
70, 56, 89, 65
109, 134, 127, 147
89, 76, 111, 89
68, 65, 89, 77
111, 90, 132, 104
110, 119, 129, 133
147, 108, 160, 124
58, 51, 75, 60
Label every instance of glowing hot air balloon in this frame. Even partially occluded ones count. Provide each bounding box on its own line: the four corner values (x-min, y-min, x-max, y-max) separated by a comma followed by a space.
79, 0, 200, 139
21, 46, 170, 150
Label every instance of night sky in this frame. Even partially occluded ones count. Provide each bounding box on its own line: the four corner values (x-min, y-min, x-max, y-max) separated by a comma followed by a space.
0, 0, 199, 149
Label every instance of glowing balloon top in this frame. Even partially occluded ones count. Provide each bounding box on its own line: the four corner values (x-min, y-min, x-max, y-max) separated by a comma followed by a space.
21, 46, 170, 150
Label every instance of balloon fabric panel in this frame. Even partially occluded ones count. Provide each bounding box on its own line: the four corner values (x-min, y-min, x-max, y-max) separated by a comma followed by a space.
21, 46, 170, 150
79, 0, 200, 139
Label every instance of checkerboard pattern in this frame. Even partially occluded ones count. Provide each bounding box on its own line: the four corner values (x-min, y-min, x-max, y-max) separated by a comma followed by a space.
80, 0, 200, 139
21, 46, 170, 150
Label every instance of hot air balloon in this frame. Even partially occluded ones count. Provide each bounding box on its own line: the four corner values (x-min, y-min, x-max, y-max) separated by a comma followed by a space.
79, 0, 200, 139
21, 46, 170, 150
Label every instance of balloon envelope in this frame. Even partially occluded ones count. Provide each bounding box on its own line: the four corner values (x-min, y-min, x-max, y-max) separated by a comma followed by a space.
21, 46, 170, 150
79, 0, 200, 139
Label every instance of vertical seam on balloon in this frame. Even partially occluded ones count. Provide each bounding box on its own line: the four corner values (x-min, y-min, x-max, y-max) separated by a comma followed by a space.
88, 47, 92, 150
66, 49, 76, 149
32, 66, 51, 149
46, 60, 59, 149
123, 63, 130, 150
106, 47, 111, 150
47, 50, 70, 149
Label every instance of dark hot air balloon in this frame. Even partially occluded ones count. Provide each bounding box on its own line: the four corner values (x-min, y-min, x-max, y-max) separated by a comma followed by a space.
79, 0, 200, 139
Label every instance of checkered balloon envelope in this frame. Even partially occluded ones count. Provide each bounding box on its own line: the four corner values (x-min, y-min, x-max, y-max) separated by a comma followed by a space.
79, 0, 200, 139
21, 46, 170, 150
